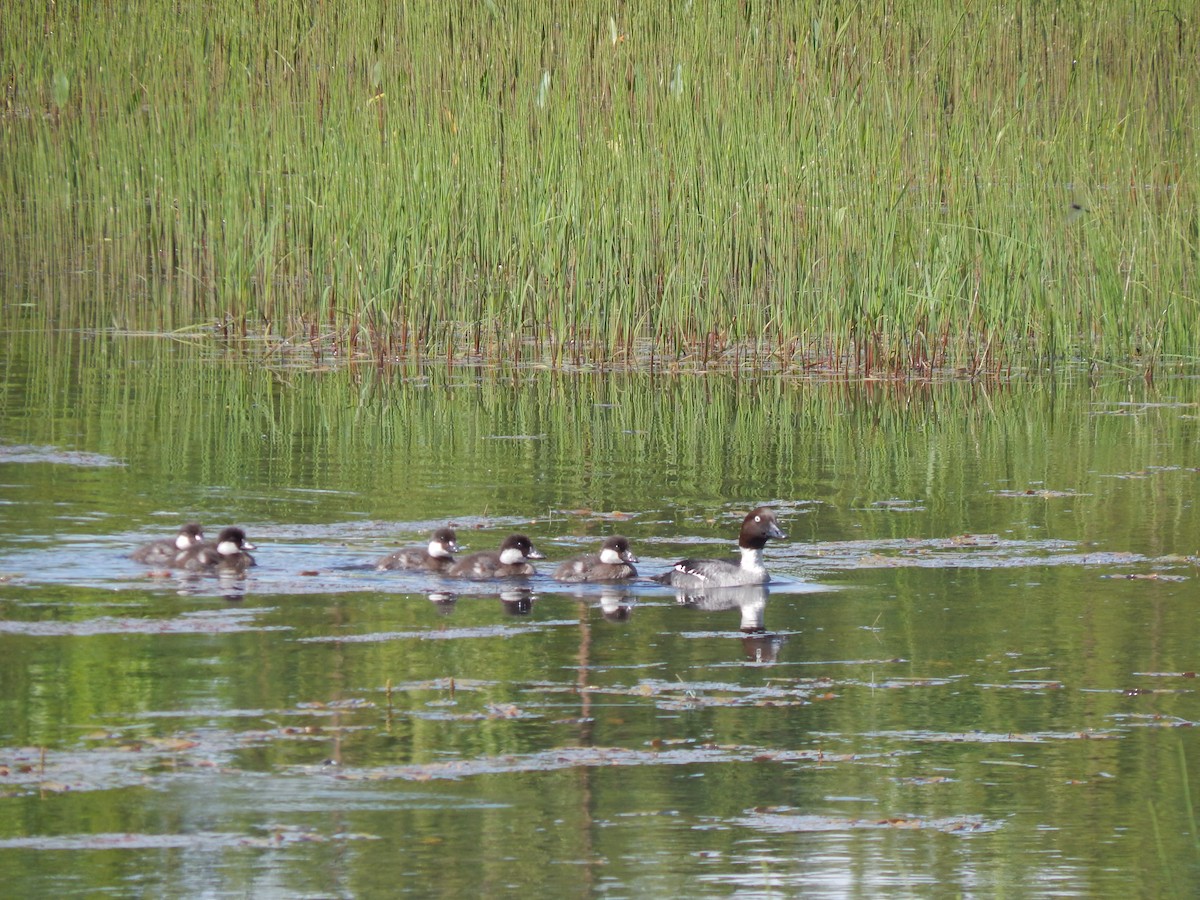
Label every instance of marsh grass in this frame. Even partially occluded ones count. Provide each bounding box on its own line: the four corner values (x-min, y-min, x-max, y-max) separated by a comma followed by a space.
2, 1, 1197, 373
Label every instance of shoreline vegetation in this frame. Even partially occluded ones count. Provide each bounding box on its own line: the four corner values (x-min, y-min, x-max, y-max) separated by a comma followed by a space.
2, 2, 1196, 375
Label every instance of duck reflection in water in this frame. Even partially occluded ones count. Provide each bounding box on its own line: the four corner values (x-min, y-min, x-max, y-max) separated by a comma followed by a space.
423, 588, 535, 616
741, 629, 785, 664
555, 584, 637, 622
598, 588, 635, 622
673, 585, 785, 663
674, 585, 769, 631
499, 588, 535, 616
173, 571, 248, 604
427, 591, 457, 614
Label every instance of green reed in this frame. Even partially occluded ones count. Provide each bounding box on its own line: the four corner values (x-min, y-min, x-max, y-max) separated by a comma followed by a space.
2, 0, 1197, 372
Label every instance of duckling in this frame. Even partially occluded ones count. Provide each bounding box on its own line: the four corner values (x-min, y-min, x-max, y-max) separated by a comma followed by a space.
177, 526, 257, 574
376, 527, 459, 572
131, 523, 205, 566
552, 536, 638, 583
446, 533, 544, 579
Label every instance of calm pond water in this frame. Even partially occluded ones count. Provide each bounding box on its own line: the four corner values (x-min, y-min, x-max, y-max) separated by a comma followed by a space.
1, 329, 1199, 897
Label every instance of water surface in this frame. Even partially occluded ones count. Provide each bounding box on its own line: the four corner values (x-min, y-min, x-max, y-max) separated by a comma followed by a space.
1, 330, 1198, 897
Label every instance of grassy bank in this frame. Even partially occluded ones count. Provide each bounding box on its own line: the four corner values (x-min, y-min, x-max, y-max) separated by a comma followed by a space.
2, 1, 1197, 372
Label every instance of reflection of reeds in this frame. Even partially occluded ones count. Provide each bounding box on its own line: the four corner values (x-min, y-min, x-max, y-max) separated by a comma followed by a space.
1182, 740, 1200, 855
1152, 739, 1200, 892
7, 329, 1200, 568
4, 3, 1197, 371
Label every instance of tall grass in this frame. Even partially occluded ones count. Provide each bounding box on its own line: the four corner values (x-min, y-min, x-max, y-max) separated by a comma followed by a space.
2, 1, 1197, 372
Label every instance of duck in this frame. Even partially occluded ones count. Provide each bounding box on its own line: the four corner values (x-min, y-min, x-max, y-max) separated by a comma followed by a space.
176, 526, 258, 574
446, 533, 544, 579
552, 536, 638, 583
131, 523, 205, 565
651, 507, 786, 588
376, 527, 459, 572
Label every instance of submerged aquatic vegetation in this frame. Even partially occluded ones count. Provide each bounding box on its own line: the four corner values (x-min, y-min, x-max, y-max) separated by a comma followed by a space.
3, 1, 1197, 372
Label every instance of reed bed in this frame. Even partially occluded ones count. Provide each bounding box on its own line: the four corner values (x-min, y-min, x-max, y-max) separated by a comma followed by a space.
2, 1, 1197, 373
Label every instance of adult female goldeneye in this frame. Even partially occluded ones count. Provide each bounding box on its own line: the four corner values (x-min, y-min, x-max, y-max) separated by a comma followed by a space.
552, 536, 638, 583
131, 523, 205, 566
446, 533, 544, 579
176, 526, 258, 574
376, 527, 459, 572
651, 507, 786, 588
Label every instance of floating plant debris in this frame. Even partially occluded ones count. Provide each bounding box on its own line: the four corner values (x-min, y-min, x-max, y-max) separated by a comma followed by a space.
734, 809, 1004, 834
0, 445, 125, 468
0, 610, 289, 636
